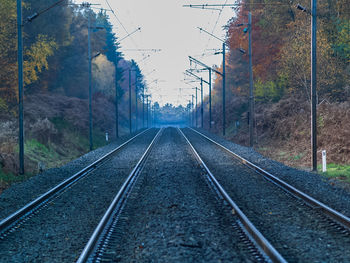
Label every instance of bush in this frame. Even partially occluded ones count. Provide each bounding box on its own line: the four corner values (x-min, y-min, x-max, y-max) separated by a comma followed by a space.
255, 78, 286, 103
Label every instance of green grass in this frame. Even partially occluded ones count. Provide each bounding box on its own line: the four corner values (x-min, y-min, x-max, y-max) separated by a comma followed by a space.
51, 117, 108, 150
291, 153, 304, 161
0, 167, 31, 192
319, 164, 350, 183
25, 139, 60, 164
1, 118, 111, 192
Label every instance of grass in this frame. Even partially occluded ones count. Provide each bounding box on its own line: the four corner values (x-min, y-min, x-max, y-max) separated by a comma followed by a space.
320, 163, 350, 183
0, 167, 31, 193
1, 117, 110, 192
51, 117, 108, 150
25, 139, 60, 166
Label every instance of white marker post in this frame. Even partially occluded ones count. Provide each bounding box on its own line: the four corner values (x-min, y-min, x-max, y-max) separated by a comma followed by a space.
322, 150, 327, 172
105, 132, 109, 142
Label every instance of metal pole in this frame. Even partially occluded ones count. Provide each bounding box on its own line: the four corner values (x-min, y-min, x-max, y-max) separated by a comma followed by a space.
195, 88, 198, 128
17, 0, 24, 174
209, 68, 212, 129
115, 56, 119, 139
311, 0, 317, 171
188, 102, 191, 126
222, 42, 226, 136
143, 91, 145, 128
191, 95, 194, 127
88, 15, 93, 151
129, 69, 132, 134
135, 73, 138, 131
248, 12, 254, 147
146, 97, 149, 128
201, 78, 203, 128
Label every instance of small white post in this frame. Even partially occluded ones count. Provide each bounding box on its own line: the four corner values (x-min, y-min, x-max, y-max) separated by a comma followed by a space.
322, 150, 327, 172
105, 132, 109, 142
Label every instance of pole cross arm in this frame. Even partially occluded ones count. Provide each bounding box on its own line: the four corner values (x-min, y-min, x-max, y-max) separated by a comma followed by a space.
189, 56, 221, 76
197, 27, 228, 46
24, 0, 67, 25
119, 27, 141, 42
185, 70, 209, 85
185, 70, 201, 82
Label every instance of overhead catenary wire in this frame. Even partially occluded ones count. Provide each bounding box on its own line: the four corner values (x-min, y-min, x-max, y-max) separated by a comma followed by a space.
24, 0, 68, 24
203, 0, 230, 51
104, 0, 139, 48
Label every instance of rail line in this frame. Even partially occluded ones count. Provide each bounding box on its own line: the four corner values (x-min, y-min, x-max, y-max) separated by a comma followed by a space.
187, 127, 350, 231
179, 128, 287, 263
78, 127, 286, 262
0, 129, 152, 239
77, 128, 163, 263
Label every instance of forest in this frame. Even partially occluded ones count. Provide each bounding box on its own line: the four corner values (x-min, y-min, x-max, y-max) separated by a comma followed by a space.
0, 0, 148, 180
192, 0, 349, 172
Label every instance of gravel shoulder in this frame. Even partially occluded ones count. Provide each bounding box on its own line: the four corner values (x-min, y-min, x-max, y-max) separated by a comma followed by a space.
0, 129, 149, 220
105, 127, 255, 263
192, 128, 350, 217
0, 129, 158, 262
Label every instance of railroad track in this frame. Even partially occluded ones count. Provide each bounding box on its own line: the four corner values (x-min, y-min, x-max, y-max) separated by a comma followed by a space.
77, 128, 163, 262
0, 129, 152, 240
183, 127, 350, 262
1, 127, 348, 262
77, 127, 286, 263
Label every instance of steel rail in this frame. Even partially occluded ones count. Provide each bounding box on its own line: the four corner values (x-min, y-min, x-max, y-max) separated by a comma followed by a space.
0, 129, 151, 233
188, 128, 350, 229
178, 128, 287, 263
77, 128, 163, 263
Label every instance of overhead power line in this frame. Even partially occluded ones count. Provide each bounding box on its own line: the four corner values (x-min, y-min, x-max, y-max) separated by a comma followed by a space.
105, 0, 139, 47
183, 2, 292, 8
25, 0, 67, 24
122, 49, 161, 52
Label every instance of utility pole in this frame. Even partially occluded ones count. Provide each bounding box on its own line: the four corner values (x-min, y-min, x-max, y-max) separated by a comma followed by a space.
17, 0, 24, 175
146, 97, 149, 128
192, 95, 195, 127
142, 91, 145, 128
195, 88, 198, 127
188, 56, 213, 129
135, 73, 138, 131
88, 15, 93, 150
248, 12, 254, 147
201, 78, 204, 128
311, 0, 317, 171
185, 69, 209, 129
209, 68, 212, 129
222, 42, 226, 136
16, 0, 74, 173
295, 2, 318, 171
115, 55, 119, 139
129, 69, 132, 134
195, 28, 227, 135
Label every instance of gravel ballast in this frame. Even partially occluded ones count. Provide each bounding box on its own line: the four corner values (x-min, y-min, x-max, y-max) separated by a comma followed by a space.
192, 128, 350, 217
0, 129, 158, 262
0, 129, 148, 220
183, 128, 350, 262
1, 126, 349, 262
102, 127, 256, 262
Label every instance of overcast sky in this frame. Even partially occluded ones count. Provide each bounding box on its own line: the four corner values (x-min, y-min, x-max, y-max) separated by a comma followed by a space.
75, 0, 236, 106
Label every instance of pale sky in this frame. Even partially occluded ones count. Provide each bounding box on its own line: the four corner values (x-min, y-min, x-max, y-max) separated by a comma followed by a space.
76, 0, 236, 106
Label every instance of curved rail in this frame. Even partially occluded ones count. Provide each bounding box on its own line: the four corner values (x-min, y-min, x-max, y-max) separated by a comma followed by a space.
77, 128, 163, 263
0, 129, 151, 234
179, 128, 287, 263
187, 128, 350, 230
